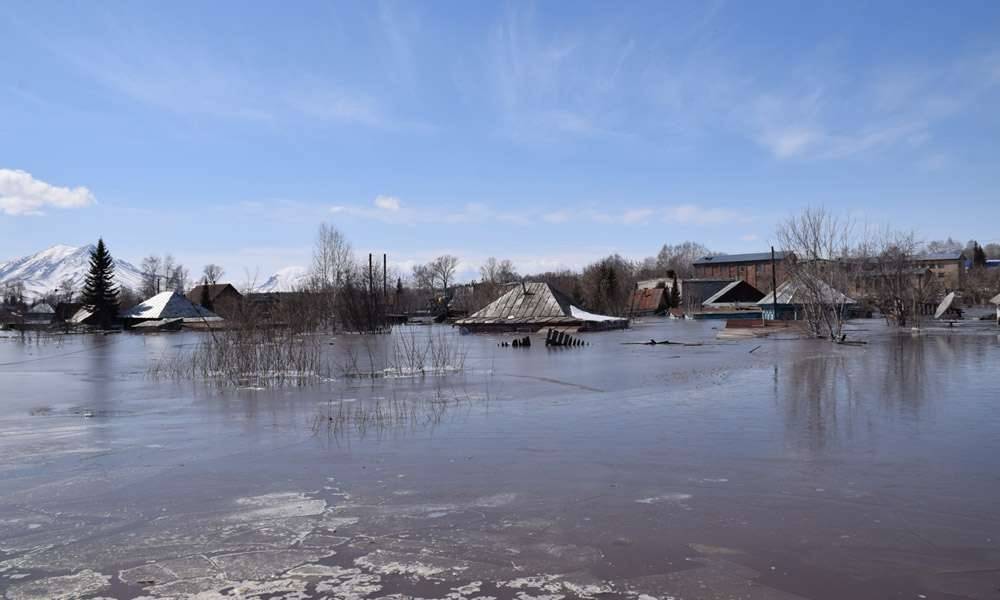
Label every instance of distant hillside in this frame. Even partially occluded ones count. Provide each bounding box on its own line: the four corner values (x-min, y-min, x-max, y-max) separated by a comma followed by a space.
256, 266, 309, 292
0, 244, 144, 299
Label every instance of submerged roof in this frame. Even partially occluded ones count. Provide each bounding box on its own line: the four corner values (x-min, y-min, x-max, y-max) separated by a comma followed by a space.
694, 251, 790, 266
456, 282, 625, 326
69, 307, 94, 324
702, 280, 765, 306
28, 302, 55, 314
630, 287, 667, 312
758, 277, 855, 306
121, 291, 221, 320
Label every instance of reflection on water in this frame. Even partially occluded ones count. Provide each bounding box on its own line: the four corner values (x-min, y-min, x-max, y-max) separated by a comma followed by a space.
2, 323, 1000, 599
777, 330, 998, 459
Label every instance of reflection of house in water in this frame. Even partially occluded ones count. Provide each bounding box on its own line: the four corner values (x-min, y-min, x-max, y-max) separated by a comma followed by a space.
456, 282, 628, 332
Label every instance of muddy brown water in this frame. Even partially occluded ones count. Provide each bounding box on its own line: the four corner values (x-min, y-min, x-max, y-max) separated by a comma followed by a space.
1, 320, 999, 599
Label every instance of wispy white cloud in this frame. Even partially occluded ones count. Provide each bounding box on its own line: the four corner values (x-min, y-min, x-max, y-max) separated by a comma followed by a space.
284, 85, 432, 132
374, 195, 401, 211
0, 169, 96, 216
330, 197, 742, 229
39, 19, 428, 131
662, 204, 741, 225
486, 4, 634, 141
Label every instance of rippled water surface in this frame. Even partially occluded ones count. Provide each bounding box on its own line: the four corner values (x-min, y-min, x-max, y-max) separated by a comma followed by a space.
1, 320, 999, 599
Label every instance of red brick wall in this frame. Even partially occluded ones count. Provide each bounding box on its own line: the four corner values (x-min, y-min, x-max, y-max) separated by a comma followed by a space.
693, 260, 789, 293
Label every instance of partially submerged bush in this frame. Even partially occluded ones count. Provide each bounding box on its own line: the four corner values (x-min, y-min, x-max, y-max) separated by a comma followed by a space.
148, 323, 330, 387
338, 328, 467, 378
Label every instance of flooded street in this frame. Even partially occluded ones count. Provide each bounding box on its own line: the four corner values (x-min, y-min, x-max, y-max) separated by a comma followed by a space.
2, 321, 1000, 599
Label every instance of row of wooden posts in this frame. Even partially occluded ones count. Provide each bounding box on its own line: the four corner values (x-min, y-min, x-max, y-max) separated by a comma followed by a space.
497, 329, 588, 348
546, 328, 586, 346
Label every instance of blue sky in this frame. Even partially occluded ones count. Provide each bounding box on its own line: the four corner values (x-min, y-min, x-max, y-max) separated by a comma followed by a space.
1, 1, 999, 281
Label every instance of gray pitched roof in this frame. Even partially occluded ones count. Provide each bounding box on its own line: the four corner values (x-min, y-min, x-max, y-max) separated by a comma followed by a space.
758, 277, 855, 306
694, 251, 791, 265
702, 280, 765, 306
121, 291, 221, 320
456, 282, 624, 326
991, 293, 1000, 305
917, 252, 966, 261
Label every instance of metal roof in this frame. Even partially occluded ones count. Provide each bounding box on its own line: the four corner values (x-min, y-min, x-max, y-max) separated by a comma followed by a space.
702, 280, 765, 306
630, 287, 667, 312
916, 252, 965, 261
990, 293, 1000, 305
456, 282, 625, 326
693, 251, 791, 265
757, 277, 855, 306
121, 291, 221, 320
186, 283, 241, 303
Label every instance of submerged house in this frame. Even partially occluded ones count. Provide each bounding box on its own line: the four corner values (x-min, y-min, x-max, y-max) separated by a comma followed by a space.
679, 278, 733, 313
628, 286, 669, 317
757, 277, 855, 321
186, 283, 243, 319
991, 293, 1000, 325
120, 291, 222, 329
697, 280, 765, 319
455, 282, 628, 332
25, 302, 55, 326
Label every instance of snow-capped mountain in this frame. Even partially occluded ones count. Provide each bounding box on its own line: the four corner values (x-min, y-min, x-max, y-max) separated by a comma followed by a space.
0, 244, 144, 299
256, 266, 309, 292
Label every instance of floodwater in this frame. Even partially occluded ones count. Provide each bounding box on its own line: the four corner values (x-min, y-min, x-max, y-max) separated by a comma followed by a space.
1, 320, 999, 600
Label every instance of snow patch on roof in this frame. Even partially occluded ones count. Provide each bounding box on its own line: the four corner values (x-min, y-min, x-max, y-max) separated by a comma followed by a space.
569, 305, 624, 322
122, 291, 220, 320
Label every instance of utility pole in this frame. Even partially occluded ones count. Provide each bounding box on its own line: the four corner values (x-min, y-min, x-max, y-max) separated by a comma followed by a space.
770, 246, 778, 324
368, 253, 374, 333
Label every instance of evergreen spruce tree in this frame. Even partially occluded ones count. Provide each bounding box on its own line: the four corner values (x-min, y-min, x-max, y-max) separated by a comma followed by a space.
81, 238, 120, 328
669, 277, 680, 309
973, 243, 987, 268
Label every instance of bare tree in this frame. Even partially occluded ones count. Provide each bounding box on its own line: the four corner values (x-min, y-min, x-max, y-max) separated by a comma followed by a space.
139, 254, 188, 295
140, 255, 162, 297
479, 257, 519, 284
775, 207, 856, 339
203, 264, 225, 285
924, 237, 963, 255
309, 224, 353, 291
859, 228, 940, 327
428, 255, 459, 292
655, 241, 711, 278
411, 264, 434, 292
